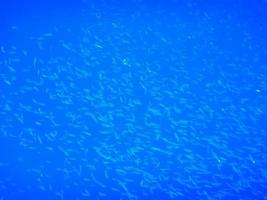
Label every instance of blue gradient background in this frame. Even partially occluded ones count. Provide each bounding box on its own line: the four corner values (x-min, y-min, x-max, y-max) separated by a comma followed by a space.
0, 0, 267, 199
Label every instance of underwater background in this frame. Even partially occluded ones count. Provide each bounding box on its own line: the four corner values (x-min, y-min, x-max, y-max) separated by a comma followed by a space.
0, 0, 267, 199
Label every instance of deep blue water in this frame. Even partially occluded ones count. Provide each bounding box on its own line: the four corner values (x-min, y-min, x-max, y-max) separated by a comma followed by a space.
0, 0, 267, 199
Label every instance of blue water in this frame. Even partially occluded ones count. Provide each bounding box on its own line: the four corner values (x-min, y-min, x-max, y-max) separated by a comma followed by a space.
1, 0, 267, 199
